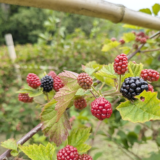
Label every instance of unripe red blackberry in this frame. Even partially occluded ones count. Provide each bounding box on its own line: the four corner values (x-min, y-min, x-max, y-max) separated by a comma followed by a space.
18, 93, 33, 103
137, 32, 145, 37
114, 53, 128, 75
111, 37, 116, 41
57, 145, 79, 160
77, 73, 93, 90
135, 37, 141, 42
74, 97, 87, 110
148, 84, 154, 92
41, 75, 53, 92
26, 73, 41, 89
78, 154, 93, 160
53, 76, 64, 92
91, 97, 112, 120
140, 37, 147, 44
140, 69, 159, 82
119, 39, 125, 45
48, 71, 57, 80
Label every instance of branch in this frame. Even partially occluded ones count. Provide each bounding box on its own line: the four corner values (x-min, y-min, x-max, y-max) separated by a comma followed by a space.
141, 48, 160, 53
0, 123, 43, 160
127, 31, 160, 60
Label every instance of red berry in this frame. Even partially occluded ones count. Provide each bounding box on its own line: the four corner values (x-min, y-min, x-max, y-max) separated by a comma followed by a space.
91, 97, 112, 120
74, 97, 87, 110
111, 37, 116, 41
141, 69, 159, 82
53, 76, 64, 92
78, 154, 93, 160
26, 73, 41, 89
18, 93, 33, 103
114, 53, 128, 75
119, 39, 125, 45
148, 84, 154, 92
48, 71, 57, 80
135, 37, 141, 42
140, 37, 147, 44
77, 73, 93, 90
137, 32, 145, 37
57, 145, 79, 160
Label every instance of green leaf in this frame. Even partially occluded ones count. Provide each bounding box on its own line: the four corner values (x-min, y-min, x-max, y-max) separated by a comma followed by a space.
11, 150, 19, 157
19, 143, 55, 160
152, 3, 160, 15
102, 41, 120, 52
41, 104, 71, 146
1, 139, 17, 151
120, 46, 131, 54
96, 63, 117, 79
122, 33, 136, 42
143, 152, 160, 160
128, 61, 143, 77
127, 132, 138, 146
139, 8, 152, 15
67, 128, 91, 153
117, 91, 160, 123
123, 24, 143, 30
93, 152, 103, 160
45, 99, 57, 108
17, 87, 43, 97
55, 71, 80, 121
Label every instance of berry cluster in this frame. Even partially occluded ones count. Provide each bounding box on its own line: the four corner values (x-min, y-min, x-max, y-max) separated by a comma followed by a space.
78, 154, 93, 160
120, 77, 148, 100
141, 69, 159, 82
26, 73, 41, 89
77, 73, 93, 90
40, 75, 54, 92
114, 53, 128, 75
74, 97, 87, 110
57, 145, 79, 160
18, 93, 33, 103
91, 97, 112, 120
111, 37, 125, 45
133, 31, 149, 44
53, 76, 64, 92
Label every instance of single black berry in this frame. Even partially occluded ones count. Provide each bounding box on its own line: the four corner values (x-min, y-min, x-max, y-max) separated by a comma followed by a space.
40, 75, 54, 92
120, 77, 148, 100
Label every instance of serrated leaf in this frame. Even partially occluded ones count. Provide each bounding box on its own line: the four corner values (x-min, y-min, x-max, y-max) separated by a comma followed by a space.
117, 91, 160, 123
139, 8, 152, 15
128, 62, 143, 77
152, 3, 160, 15
19, 143, 55, 160
75, 88, 90, 96
45, 99, 57, 108
67, 128, 91, 153
55, 71, 80, 121
96, 63, 117, 79
102, 41, 120, 52
85, 61, 102, 70
17, 87, 43, 97
41, 104, 71, 146
77, 144, 91, 154
122, 33, 136, 42
1, 139, 17, 151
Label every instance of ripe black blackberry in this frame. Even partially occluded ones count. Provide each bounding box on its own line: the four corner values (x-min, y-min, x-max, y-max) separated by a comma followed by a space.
40, 75, 53, 92
120, 77, 148, 100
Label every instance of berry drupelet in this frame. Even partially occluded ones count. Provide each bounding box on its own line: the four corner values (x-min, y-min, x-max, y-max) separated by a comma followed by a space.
114, 53, 128, 75
40, 75, 53, 92
141, 69, 159, 82
91, 97, 112, 120
120, 77, 148, 100
57, 145, 79, 160
53, 76, 64, 92
26, 73, 41, 89
18, 93, 33, 103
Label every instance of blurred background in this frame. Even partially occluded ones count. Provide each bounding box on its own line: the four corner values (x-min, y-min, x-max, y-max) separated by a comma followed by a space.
0, 1, 160, 160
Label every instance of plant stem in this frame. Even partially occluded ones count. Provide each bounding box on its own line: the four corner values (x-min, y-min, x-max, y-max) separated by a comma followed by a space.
103, 91, 121, 97
91, 86, 100, 96
127, 31, 160, 60
141, 48, 160, 53
118, 75, 121, 91
90, 90, 97, 99
0, 123, 42, 160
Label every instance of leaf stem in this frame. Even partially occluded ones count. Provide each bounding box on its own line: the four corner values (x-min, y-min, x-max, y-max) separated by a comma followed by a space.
118, 75, 121, 91
90, 90, 97, 99
91, 86, 101, 96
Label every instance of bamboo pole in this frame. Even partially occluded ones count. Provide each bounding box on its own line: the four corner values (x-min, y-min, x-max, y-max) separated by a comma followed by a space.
0, 0, 160, 30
